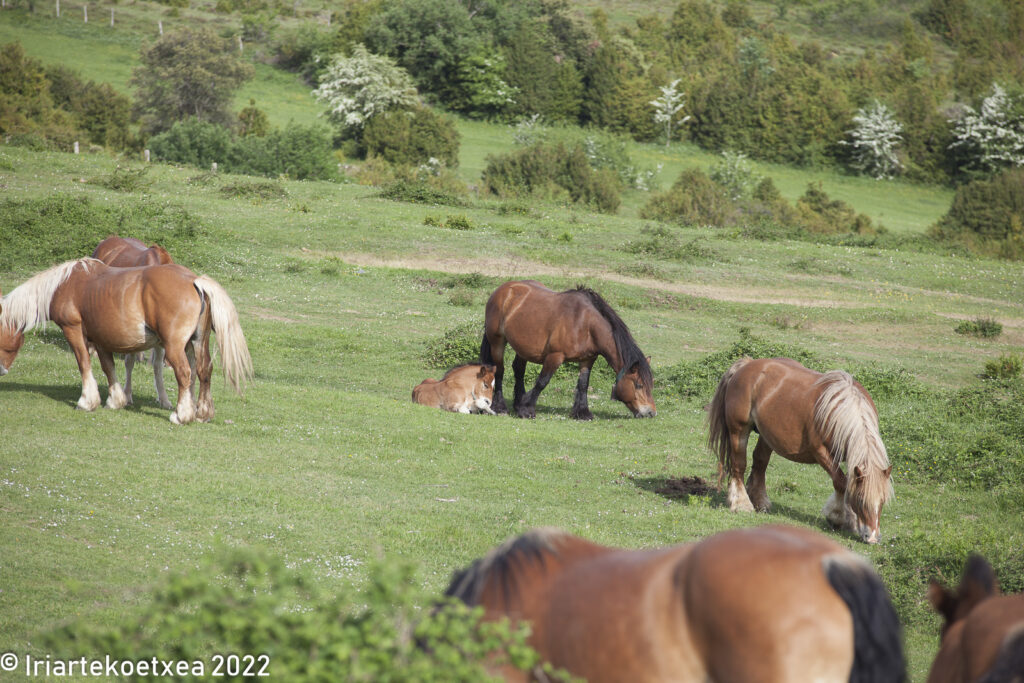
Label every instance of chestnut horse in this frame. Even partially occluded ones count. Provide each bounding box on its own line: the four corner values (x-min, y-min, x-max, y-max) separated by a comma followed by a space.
0, 289, 24, 377
0, 258, 252, 424
413, 363, 497, 414
92, 236, 177, 409
480, 280, 654, 420
446, 524, 905, 683
707, 357, 893, 543
927, 555, 1024, 683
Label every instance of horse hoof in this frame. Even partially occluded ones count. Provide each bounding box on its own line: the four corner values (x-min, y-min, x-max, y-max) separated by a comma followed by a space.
571, 410, 594, 421
730, 499, 755, 513
515, 406, 536, 419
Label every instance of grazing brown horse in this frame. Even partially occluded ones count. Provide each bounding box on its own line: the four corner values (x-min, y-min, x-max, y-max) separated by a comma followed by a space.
480, 280, 654, 420
413, 363, 497, 414
446, 524, 905, 683
0, 258, 252, 424
707, 357, 893, 543
0, 289, 25, 377
92, 236, 177, 409
927, 555, 1024, 683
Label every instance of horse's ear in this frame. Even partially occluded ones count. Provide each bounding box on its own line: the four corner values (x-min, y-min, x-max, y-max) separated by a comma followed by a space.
883, 465, 893, 478
927, 580, 954, 619
853, 465, 865, 481
961, 554, 999, 599
477, 365, 488, 378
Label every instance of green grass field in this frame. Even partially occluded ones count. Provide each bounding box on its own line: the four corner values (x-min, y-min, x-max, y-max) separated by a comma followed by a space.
1, 4, 1022, 680
1, 142, 1022, 680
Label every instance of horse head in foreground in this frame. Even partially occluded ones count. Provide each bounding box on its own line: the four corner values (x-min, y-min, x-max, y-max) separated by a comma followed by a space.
92, 235, 178, 409
446, 524, 905, 683
412, 364, 497, 414
927, 555, 1024, 683
480, 280, 654, 420
707, 357, 893, 543
0, 258, 253, 424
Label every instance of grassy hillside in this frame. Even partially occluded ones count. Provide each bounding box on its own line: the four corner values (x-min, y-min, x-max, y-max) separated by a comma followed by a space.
0, 142, 1022, 680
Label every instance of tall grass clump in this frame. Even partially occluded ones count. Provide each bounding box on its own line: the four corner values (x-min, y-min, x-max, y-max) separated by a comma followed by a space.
954, 317, 1002, 338
423, 321, 484, 369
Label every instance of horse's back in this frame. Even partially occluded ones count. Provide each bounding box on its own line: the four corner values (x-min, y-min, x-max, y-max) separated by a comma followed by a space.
93, 236, 173, 267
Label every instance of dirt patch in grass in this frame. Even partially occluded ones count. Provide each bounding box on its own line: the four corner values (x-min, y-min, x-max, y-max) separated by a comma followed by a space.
653, 475, 717, 499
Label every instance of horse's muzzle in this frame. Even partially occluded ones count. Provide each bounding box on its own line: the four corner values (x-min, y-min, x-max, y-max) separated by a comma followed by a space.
0, 365, 7, 376
634, 406, 656, 418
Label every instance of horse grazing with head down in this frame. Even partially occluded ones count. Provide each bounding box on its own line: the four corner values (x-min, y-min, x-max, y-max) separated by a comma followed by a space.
707, 357, 893, 544
0, 258, 252, 424
413, 363, 497, 414
927, 555, 1024, 683
480, 280, 654, 420
91, 236, 178, 409
446, 524, 905, 683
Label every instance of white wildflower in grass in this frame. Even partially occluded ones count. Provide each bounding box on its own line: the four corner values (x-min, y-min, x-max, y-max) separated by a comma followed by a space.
650, 79, 690, 148
312, 45, 419, 137
949, 83, 1024, 175
843, 100, 904, 179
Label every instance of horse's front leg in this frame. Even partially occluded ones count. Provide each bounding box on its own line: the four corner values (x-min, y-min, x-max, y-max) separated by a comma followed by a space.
164, 345, 195, 425
516, 353, 564, 419
123, 353, 136, 406
97, 349, 128, 409
570, 358, 595, 421
819, 447, 853, 530
61, 326, 101, 411
511, 355, 527, 410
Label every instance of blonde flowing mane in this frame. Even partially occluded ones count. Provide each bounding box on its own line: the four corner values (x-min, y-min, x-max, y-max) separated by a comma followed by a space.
813, 371, 893, 506
0, 259, 96, 332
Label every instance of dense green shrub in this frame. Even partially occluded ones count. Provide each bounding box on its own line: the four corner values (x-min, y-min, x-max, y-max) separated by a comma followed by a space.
983, 354, 1022, 380
930, 168, 1024, 259
622, 225, 718, 263
424, 321, 483, 369
0, 195, 207, 271
363, 106, 460, 168
795, 183, 882, 235
954, 317, 1003, 338
272, 24, 338, 84
86, 166, 153, 192
44, 549, 541, 681
481, 143, 621, 214
640, 168, 735, 226
377, 180, 467, 207
149, 119, 337, 181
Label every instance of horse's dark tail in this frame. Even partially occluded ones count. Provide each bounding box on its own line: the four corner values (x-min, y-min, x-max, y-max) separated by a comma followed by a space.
573, 286, 652, 386
480, 333, 494, 365
824, 556, 906, 683
977, 628, 1024, 683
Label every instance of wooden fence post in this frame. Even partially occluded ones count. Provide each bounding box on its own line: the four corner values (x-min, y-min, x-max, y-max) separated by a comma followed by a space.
82, 4, 86, 21
144, 149, 150, 163
73, 141, 79, 154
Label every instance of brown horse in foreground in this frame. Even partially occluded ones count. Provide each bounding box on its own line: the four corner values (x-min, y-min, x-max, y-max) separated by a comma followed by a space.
927, 555, 1024, 683
92, 236, 177, 409
0, 258, 252, 424
480, 280, 655, 420
708, 357, 894, 543
446, 524, 905, 683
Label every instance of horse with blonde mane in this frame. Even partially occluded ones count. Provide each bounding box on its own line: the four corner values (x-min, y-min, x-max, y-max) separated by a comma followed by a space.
707, 357, 893, 543
446, 524, 905, 683
0, 258, 252, 424
927, 555, 1024, 683
91, 235, 178, 409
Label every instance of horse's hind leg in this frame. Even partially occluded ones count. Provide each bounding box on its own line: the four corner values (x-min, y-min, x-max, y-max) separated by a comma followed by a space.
725, 429, 755, 512
570, 358, 595, 421
511, 355, 527, 410
97, 349, 128, 409
193, 331, 214, 423
151, 347, 172, 410
746, 437, 773, 512
485, 334, 508, 415
516, 353, 564, 419
164, 344, 195, 425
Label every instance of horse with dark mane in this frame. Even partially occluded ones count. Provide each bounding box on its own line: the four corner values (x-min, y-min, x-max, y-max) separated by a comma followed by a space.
927, 555, 1024, 683
446, 525, 905, 683
480, 280, 654, 419
0, 258, 252, 424
707, 357, 893, 543
91, 236, 177, 409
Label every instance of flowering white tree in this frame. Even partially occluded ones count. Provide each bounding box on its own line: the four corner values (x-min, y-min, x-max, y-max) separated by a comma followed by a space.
949, 83, 1024, 175
650, 79, 690, 148
312, 45, 419, 137
843, 100, 903, 179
